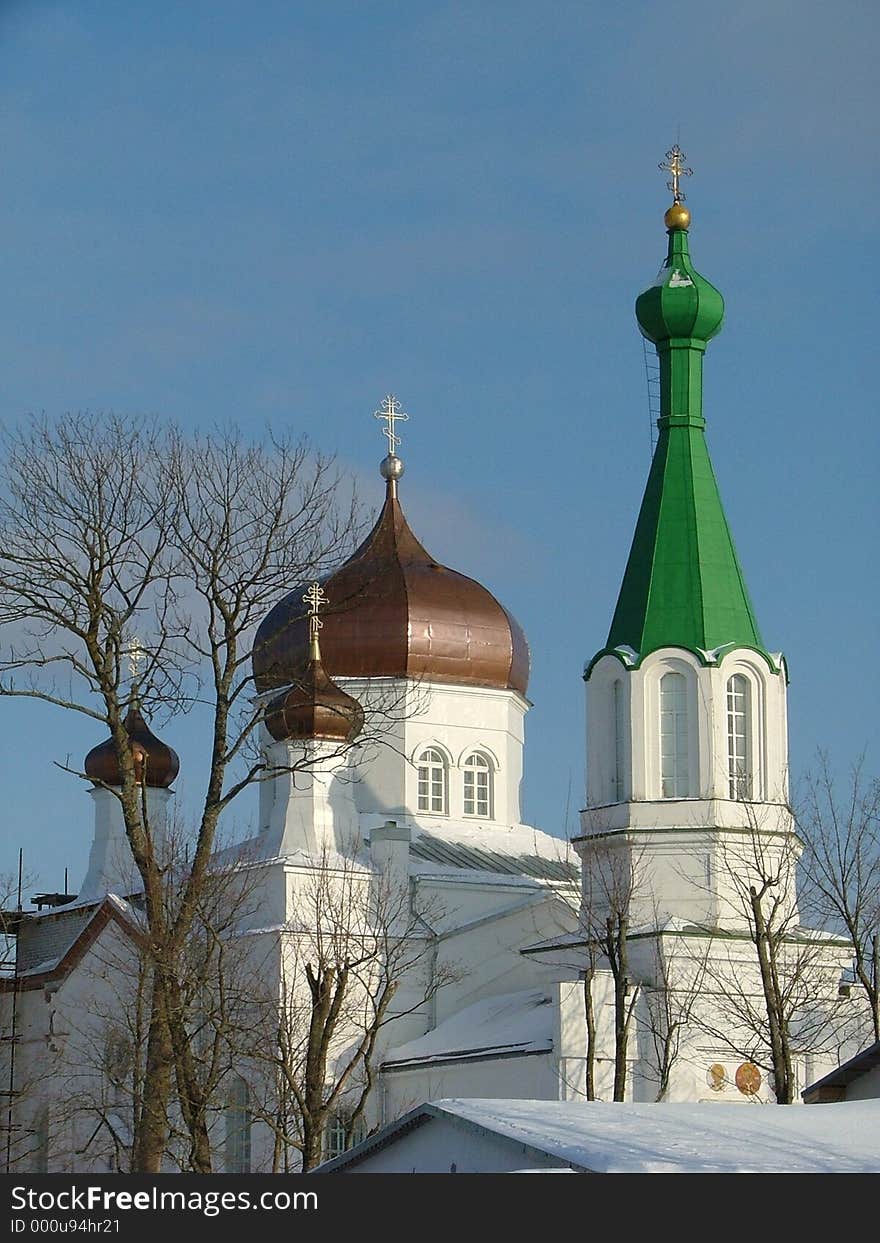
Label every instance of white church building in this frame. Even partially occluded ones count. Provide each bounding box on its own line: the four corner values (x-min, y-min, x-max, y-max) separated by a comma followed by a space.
0, 160, 869, 1173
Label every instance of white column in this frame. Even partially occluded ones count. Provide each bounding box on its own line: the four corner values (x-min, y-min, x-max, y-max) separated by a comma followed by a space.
79, 786, 172, 902
263, 738, 360, 859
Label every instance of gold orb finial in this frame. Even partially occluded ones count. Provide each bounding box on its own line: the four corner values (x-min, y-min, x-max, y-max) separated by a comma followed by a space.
664, 201, 691, 231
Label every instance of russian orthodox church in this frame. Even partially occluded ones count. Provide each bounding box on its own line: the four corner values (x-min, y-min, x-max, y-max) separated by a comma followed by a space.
0, 151, 868, 1173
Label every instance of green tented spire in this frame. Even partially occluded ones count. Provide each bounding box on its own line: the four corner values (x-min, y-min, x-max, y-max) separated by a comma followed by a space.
604, 186, 768, 664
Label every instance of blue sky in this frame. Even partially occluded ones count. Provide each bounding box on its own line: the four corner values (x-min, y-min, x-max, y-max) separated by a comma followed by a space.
1, 2, 877, 895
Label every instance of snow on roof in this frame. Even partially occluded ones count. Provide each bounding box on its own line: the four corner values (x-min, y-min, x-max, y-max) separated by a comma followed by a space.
383, 989, 553, 1068
423, 819, 571, 859
18, 956, 62, 977
410, 822, 577, 884
429, 1098, 880, 1173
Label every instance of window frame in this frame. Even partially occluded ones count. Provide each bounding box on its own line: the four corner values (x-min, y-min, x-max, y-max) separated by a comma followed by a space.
323, 1112, 367, 1163
462, 751, 493, 819
417, 747, 448, 815
224, 1076, 252, 1174
726, 672, 754, 800
612, 678, 626, 802
659, 670, 692, 798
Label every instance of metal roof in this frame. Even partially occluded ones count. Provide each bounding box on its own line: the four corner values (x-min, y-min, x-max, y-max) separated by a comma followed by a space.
411, 833, 576, 883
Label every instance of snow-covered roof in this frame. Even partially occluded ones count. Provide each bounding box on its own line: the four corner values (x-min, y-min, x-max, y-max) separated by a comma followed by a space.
9, 893, 142, 985
439, 1099, 880, 1172
409, 822, 577, 885
320, 1098, 880, 1173
383, 989, 554, 1069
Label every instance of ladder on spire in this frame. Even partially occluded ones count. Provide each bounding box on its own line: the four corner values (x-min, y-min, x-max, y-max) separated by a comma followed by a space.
642, 336, 660, 456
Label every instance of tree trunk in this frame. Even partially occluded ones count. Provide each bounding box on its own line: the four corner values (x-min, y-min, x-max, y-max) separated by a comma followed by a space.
657, 1030, 673, 1101
132, 978, 173, 1172
873, 934, 880, 1043
608, 916, 630, 1103
612, 974, 629, 1102
165, 976, 213, 1173
301, 1123, 323, 1173
750, 887, 792, 1103
583, 968, 596, 1101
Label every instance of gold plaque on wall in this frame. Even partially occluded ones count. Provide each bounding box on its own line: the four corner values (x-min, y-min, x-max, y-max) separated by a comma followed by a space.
735, 1062, 762, 1096
706, 1063, 726, 1091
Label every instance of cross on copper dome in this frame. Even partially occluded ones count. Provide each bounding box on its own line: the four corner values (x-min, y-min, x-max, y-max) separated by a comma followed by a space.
252, 470, 529, 697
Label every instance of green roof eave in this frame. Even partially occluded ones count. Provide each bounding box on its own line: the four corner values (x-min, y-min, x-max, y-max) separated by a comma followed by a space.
583, 642, 786, 682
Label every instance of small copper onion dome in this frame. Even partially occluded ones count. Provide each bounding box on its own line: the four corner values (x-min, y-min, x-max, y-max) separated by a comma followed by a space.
264, 641, 364, 743
84, 706, 180, 788
252, 461, 530, 696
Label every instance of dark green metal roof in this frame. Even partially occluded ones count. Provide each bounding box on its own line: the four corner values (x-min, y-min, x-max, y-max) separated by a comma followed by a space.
606, 414, 765, 657
602, 219, 770, 665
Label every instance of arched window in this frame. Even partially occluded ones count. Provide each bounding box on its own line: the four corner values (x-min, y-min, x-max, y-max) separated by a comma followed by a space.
727, 674, 753, 799
463, 752, 493, 818
323, 1112, 367, 1162
225, 1076, 251, 1173
612, 679, 625, 802
660, 672, 691, 797
417, 748, 447, 814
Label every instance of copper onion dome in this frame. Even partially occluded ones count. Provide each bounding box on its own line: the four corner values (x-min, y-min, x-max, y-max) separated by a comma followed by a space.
265, 642, 364, 743
252, 462, 530, 697
84, 706, 180, 789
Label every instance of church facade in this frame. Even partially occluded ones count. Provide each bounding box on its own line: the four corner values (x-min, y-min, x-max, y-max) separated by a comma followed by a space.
1, 157, 869, 1173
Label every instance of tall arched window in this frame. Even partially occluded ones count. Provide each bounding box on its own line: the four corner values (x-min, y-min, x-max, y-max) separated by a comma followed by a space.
612, 680, 625, 802
417, 748, 447, 814
660, 672, 691, 797
727, 674, 753, 799
463, 752, 493, 818
225, 1076, 252, 1173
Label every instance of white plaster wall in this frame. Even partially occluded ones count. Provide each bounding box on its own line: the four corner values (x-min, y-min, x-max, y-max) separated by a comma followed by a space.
341, 678, 528, 830
381, 1054, 559, 1127
5, 917, 144, 1173
429, 895, 576, 1022
575, 823, 803, 932
412, 876, 552, 935
80, 786, 172, 903
846, 1064, 880, 1101
586, 647, 789, 811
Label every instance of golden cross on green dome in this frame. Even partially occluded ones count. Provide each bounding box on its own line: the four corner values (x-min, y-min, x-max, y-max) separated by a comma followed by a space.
659, 144, 693, 203
302, 581, 327, 647
374, 394, 409, 456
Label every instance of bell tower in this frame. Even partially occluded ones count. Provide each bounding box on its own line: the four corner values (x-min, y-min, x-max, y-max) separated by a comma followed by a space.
580, 148, 794, 932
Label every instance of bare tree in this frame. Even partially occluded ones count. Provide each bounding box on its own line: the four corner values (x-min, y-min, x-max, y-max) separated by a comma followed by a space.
698, 809, 850, 1103
798, 754, 880, 1042
638, 929, 710, 1101
34, 812, 317, 1176
581, 939, 600, 1102
0, 413, 369, 1171
246, 845, 454, 1172
578, 838, 641, 1102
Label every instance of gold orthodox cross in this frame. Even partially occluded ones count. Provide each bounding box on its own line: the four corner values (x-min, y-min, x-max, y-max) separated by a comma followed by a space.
125, 636, 146, 682
302, 581, 327, 645
374, 394, 409, 456
659, 144, 693, 203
